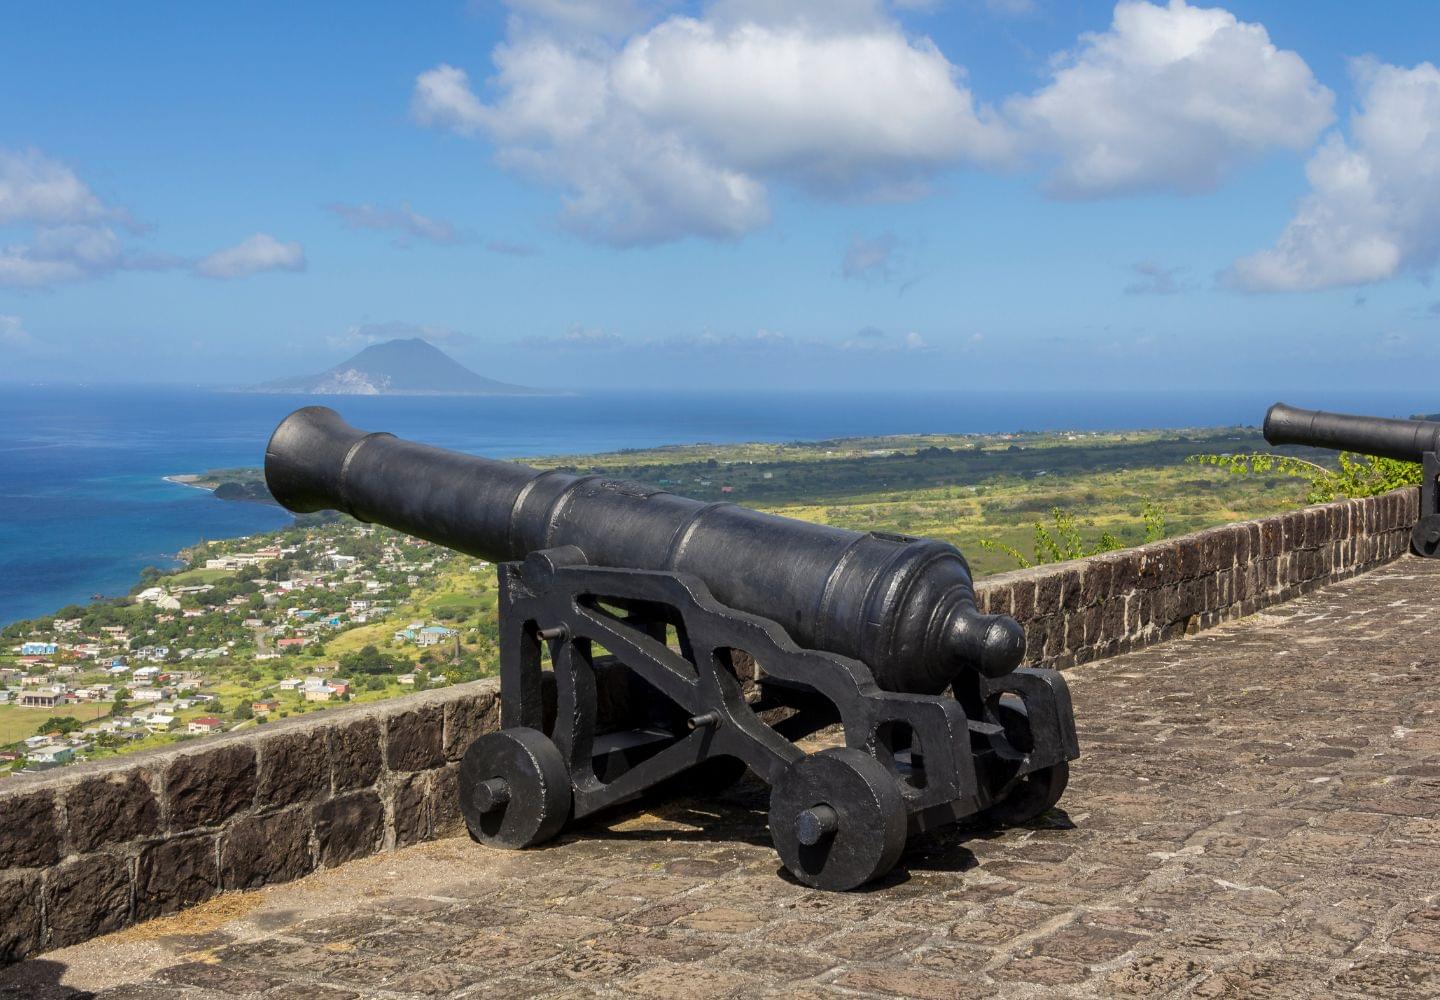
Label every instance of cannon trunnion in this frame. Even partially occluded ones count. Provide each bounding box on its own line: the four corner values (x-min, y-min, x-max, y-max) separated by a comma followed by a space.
266, 407, 1080, 890
1265, 402, 1440, 558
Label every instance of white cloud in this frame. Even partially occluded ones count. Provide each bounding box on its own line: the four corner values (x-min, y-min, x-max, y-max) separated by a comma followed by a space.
423, 1, 1332, 244
1006, 0, 1333, 198
840, 325, 934, 351
0, 224, 176, 288
0, 148, 166, 288
1227, 60, 1440, 292
326, 202, 462, 246
0, 148, 119, 226
414, 1, 1010, 245
195, 234, 306, 279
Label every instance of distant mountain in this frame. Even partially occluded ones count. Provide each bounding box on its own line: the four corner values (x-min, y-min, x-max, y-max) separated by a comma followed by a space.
248, 339, 540, 396
1416, 413, 1440, 421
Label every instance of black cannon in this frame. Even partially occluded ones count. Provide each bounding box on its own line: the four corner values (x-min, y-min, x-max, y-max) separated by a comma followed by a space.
265, 407, 1079, 889
1265, 402, 1440, 558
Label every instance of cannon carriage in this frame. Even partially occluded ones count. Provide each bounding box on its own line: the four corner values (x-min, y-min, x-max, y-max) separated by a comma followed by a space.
265, 407, 1079, 890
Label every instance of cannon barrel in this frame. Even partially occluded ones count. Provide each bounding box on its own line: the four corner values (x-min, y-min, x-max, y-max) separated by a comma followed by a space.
1264, 402, 1440, 463
265, 406, 1024, 691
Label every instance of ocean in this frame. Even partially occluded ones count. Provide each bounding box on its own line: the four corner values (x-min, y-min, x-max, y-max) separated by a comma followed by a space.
1, 385, 1432, 626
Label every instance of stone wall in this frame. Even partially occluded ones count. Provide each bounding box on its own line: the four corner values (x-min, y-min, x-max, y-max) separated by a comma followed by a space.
0, 682, 501, 962
976, 487, 1420, 669
0, 487, 1420, 963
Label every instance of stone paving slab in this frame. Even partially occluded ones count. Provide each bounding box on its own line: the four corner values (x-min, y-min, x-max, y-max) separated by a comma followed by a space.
5, 557, 1440, 999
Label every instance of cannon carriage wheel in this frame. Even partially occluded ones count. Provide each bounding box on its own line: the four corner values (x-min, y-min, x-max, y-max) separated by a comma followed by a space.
459, 727, 572, 849
977, 760, 1070, 826
768, 748, 908, 891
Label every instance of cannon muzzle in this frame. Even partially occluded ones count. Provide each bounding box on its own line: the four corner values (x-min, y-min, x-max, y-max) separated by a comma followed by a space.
1264, 402, 1440, 463
265, 406, 1025, 690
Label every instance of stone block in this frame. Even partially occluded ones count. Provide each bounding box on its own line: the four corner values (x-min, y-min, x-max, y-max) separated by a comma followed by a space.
136, 834, 219, 920
1057, 568, 1083, 609
1261, 518, 1282, 559
1043, 617, 1066, 660
431, 763, 463, 836
331, 717, 382, 791
386, 704, 444, 773
220, 807, 313, 890
976, 582, 1007, 618
1010, 578, 1036, 620
66, 771, 160, 854
1081, 561, 1111, 607
0, 873, 41, 963
0, 789, 60, 868
45, 853, 131, 949
1099, 599, 1124, 645
1023, 618, 1048, 665
1177, 541, 1201, 580
444, 688, 500, 763
164, 743, 256, 831
1034, 573, 1063, 617
313, 790, 384, 867
1109, 550, 1139, 595
390, 773, 430, 849
1138, 544, 1177, 590
257, 729, 330, 808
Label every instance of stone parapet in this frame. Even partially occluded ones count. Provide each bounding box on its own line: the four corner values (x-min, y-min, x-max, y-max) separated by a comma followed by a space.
0, 682, 500, 962
0, 487, 1420, 962
976, 486, 1419, 668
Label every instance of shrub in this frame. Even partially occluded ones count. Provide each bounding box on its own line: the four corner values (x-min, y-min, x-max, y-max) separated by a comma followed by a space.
1187, 452, 1421, 504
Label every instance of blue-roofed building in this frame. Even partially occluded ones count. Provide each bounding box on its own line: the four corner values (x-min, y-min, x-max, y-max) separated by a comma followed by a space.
21, 642, 57, 656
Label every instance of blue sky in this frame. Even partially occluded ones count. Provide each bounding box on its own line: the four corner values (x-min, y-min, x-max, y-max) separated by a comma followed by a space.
2, 0, 1439, 391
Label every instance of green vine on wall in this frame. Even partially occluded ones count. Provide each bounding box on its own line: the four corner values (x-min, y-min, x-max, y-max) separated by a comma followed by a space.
1186, 451, 1421, 505
978, 501, 1167, 570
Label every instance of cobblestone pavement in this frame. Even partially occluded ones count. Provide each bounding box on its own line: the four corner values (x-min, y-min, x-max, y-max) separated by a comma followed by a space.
6, 558, 1440, 999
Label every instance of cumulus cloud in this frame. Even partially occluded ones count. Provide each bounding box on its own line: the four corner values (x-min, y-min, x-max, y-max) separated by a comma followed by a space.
1006, 0, 1333, 198
195, 234, 306, 279
1226, 60, 1440, 292
0, 148, 124, 227
415, 1, 1335, 244
840, 326, 934, 351
413, 1, 1011, 245
326, 201, 463, 246
0, 223, 183, 289
1124, 260, 1187, 294
0, 148, 166, 288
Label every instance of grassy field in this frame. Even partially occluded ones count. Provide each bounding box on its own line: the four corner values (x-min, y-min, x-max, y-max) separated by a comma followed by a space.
520, 427, 1306, 577
0, 703, 112, 744
165, 567, 237, 586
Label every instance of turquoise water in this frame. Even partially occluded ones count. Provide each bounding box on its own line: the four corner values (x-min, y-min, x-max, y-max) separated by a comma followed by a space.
0, 385, 1430, 626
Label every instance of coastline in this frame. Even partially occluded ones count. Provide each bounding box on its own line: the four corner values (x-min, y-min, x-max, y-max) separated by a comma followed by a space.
162, 474, 214, 492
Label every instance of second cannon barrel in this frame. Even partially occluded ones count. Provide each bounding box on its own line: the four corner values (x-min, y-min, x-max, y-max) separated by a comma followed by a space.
264, 406, 1025, 692
1264, 402, 1440, 463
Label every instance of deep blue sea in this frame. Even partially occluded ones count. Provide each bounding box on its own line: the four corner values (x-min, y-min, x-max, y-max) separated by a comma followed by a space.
1, 385, 1432, 626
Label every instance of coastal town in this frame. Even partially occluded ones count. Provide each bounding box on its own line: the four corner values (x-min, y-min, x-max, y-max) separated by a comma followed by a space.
0, 520, 498, 775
